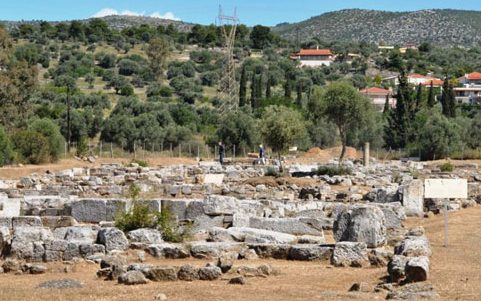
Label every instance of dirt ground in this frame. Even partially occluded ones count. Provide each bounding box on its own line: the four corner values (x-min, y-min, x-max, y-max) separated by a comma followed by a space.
0, 207, 479, 300
0, 158, 197, 180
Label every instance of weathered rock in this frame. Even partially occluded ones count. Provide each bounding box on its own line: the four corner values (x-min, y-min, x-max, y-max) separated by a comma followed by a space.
143, 266, 178, 281
100, 255, 128, 269
54, 226, 98, 244
388, 255, 408, 283
190, 242, 244, 259
349, 282, 371, 292
10, 227, 54, 260
37, 279, 83, 289
333, 206, 386, 248
147, 243, 190, 259
405, 256, 429, 283
177, 265, 199, 281
249, 217, 324, 236
12, 216, 42, 228
198, 266, 222, 280
203, 195, 263, 217
28, 264, 47, 274
248, 244, 291, 259
209, 227, 297, 244
127, 228, 163, 244
154, 293, 168, 301
331, 242, 369, 267
2, 259, 20, 273
118, 270, 148, 285
228, 276, 246, 285
386, 282, 439, 300
402, 180, 424, 217
379, 202, 406, 230
394, 236, 432, 257
288, 244, 333, 261
217, 256, 233, 273
97, 228, 129, 252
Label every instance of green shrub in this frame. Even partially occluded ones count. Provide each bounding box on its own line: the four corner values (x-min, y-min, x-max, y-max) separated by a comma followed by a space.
12, 130, 50, 164
116, 183, 154, 232
76, 136, 89, 157
28, 118, 65, 161
158, 205, 191, 243
439, 162, 454, 172
131, 159, 148, 167
316, 165, 352, 176
0, 126, 14, 166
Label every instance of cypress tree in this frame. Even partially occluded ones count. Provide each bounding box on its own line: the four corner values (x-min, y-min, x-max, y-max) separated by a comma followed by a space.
384, 69, 416, 149
296, 79, 303, 106
256, 72, 263, 99
383, 93, 390, 115
415, 83, 423, 110
239, 65, 247, 107
265, 76, 272, 98
440, 77, 456, 118
427, 81, 435, 108
250, 73, 257, 110
284, 80, 292, 98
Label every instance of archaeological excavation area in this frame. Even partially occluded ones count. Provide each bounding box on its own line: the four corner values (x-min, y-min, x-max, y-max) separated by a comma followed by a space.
0, 157, 479, 301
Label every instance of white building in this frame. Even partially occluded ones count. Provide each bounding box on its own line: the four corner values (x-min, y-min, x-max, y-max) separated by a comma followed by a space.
290, 48, 334, 67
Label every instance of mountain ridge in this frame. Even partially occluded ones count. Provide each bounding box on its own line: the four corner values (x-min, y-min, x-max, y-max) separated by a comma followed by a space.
272, 9, 481, 47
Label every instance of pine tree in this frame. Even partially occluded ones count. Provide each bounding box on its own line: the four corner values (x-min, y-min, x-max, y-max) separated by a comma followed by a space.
239, 65, 247, 107
427, 81, 435, 108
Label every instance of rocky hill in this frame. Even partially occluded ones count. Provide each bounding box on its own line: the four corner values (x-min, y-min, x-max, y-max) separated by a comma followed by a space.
1, 15, 194, 32
273, 9, 481, 47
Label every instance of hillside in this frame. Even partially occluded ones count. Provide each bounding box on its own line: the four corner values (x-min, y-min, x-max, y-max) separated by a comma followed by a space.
1, 15, 194, 32
273, 9, 481, 47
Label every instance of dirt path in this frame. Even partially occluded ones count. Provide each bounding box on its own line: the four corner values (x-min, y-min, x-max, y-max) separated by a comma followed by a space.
405, 205, 481, 301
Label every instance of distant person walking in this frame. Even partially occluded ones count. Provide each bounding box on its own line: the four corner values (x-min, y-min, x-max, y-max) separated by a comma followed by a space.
259, 144, 266, 165
218, 141, 225, 165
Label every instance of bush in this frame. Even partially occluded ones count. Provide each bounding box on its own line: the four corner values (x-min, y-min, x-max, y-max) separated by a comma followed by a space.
76, 136, 88, 157
116, 183, 154, 232
131, 159, 148, 167
0, 126, 14, 166
439, 162, 454, 172
158, 205, 191, 243
28, 118, 65, 161
12, 130, 50, 164
316, 165, 352, 176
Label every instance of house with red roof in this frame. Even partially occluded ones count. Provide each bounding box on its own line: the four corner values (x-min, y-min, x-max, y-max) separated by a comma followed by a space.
459, 72, 481, 86
290, 47, 334, 67
360, 87, 395, 110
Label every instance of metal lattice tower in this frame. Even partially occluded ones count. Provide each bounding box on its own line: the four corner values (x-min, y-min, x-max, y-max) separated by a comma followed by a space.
217, 6, 239, 113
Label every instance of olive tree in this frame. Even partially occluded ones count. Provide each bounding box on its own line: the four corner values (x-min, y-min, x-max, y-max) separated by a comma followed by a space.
260, 105, 309, 155
313, 81, 373, 161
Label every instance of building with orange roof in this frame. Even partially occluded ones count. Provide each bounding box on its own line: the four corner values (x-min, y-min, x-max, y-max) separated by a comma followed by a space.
459, 72, 481, 86
360, 87, 395, 110
290, 47, 334, 67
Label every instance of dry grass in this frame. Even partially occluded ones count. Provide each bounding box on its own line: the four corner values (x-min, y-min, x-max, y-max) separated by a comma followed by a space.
404, 205, 481, 301
0, 157, 196, 180
0, 258, 386, 301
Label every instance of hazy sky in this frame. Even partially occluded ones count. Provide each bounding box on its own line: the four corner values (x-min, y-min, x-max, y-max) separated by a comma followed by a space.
1, 0, 481, 26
